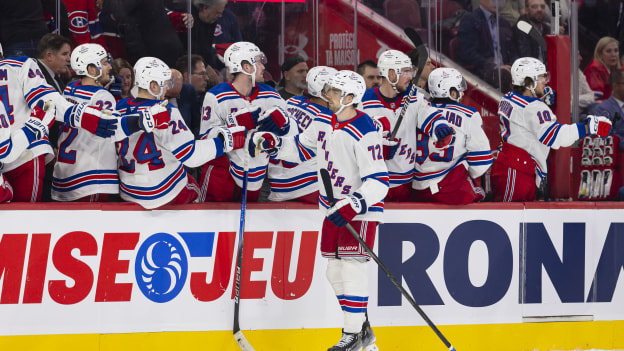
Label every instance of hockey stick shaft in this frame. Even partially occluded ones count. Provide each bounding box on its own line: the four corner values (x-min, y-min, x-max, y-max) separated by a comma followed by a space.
233, 135, 256, 351
390, 27, 429, 140
320, 169, 456, 351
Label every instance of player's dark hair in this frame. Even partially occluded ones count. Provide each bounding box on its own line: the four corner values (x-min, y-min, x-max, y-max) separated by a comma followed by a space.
608, 68, 624, 86
36, 33, 71, 59
357, 60, 377, 76
175, 54, 205, 75
512, 77, 535, 95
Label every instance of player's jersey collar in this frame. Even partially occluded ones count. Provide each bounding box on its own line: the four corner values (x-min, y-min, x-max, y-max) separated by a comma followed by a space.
227, 82, 260, 102
331, 110, 366, 130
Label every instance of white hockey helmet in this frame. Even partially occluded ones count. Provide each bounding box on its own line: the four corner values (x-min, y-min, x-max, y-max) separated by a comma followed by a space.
377, 49, 413, 91
132, 57, 172, 99
511, 57, 550, 87
306, 66, 337, 99
224, 41, 266, 85
71, 43, 110, 80
428, 67, 467, 102
322, 70, 366, 114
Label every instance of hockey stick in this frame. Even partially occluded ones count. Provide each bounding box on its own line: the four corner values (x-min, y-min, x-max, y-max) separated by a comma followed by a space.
390, 27, 429, 140
233, 135, 258, 351
516, 20, 547, 60
320, 169, 457, 351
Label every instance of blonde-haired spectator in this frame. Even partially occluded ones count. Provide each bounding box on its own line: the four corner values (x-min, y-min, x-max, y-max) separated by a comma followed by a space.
583, 36, 621, 101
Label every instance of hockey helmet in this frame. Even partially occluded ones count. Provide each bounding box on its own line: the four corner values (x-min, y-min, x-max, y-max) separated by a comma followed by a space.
428, 67, 467, 102
322, 70, 366, 114
71, 43, 110, 80
306, 66, 337, 99
132, 57, 172, 99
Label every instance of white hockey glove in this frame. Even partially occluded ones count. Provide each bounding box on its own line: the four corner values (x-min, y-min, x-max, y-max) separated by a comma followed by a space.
248, 131, 281, 157
21, 117, 49, 144
585, 115, 612, 137
326, 193, 366, 227
216, 126, 246, 152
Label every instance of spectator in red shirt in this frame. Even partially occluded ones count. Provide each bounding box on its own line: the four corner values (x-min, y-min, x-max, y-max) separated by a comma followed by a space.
584, 36, 621, 101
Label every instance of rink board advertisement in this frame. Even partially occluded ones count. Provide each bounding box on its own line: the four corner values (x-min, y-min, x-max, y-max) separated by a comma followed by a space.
0, 203, 623, 351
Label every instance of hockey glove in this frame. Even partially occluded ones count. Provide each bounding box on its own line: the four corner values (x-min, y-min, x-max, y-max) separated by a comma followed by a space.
432, 122, 455, 149
585, 115, 612, 137
326, 192, 367, 227
31, 100, 56, 128
21, 117, 49, 144
258, 106, 291, 136
140, 102, 171, 132
226, 105, 261, 130
541, 86, 556, 106
249, 131, 281, 157
382, 137, 400, 160
109, 76, 122, 97
64, 103, 117, 138
216, 126, 246, 152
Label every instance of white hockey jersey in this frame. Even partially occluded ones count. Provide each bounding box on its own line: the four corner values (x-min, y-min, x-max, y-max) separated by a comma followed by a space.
117, 98, 223, 209
412, 102, 493, 190
275, 110, 389, 222
52, 81, 119, 201
267, 95, 330, 201
498, 92, 583, 183
360, 85, 446, 188
199, 82, 289, 191
0, 102, 34, 193
0, 56, 74, 171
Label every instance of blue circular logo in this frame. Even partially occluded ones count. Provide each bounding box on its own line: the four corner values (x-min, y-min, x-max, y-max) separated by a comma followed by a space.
135, 233, 188, 303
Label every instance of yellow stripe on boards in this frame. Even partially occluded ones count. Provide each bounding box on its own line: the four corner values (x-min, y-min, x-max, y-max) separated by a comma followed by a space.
1, 321, 623, 351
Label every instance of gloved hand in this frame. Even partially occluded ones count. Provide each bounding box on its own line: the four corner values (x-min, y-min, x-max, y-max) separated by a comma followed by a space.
541, 86, 556, 106
21, 117, 49, 143
248, 131, 281, 157
585, 115, 612, 137
382, 137, 400, 160
140, 102, 171, 132
258, 106, 291, 135
109, 76, 122, 97
216, 125, 246, 152
64, 103, 117, 138
326, 192, 366, 227
30, 100, 55, 128
226, 105, 261, 130
432, 122, 455, 149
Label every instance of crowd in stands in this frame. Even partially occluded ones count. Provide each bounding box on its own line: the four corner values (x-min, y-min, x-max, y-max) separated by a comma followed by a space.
0, 0, 622, 207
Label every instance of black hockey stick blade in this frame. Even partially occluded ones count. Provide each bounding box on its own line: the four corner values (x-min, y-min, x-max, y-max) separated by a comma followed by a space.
390, 28, 428, 139
320, 168, 457, 351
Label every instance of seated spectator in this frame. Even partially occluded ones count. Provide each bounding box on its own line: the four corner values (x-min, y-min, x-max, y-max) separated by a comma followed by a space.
458, 0, 517, 89
589, 69, 624, 150
514, 0, 550, 63
278, 56, 308, 100
357, 60, 382, 89
110, 58, 135, 102
584, 36, 621, 101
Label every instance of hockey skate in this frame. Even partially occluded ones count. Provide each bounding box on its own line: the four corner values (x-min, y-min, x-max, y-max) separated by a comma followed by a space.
361, 319, 379, 351
328, 330, 362, 351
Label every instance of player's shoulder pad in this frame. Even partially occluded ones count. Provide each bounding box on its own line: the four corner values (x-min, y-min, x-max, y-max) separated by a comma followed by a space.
287, 95, 308, 106
208, 82, 235, 99
504, 91, 539, 108
361, 87, 379, 102
255, 83, 282, 100
439, 102, 478, 118
342, 111, 378, 140
314, 111, 333, 125
0, 56, 30, 67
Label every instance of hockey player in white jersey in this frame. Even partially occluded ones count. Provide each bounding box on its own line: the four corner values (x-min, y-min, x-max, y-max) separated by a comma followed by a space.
412, 67, 493, 204
52, 43, 121, 202
198, 41, 293, 202
116, 57, 246, 209
0, 101, 53, 202
251, 70, 387, 351
267, 65, 337, 203
0, 51, 118, 201
360, 49, 455, 201
492, 57, 612, 201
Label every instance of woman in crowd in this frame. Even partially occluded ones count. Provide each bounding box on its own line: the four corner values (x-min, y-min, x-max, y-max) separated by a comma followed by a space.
584, 36, 620, 101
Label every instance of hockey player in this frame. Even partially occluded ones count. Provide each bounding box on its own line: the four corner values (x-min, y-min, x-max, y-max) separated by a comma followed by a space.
412, 67, 493, 204
52, 43, 119, 202
251, 70, 387, 351
0, 50, 118, 201
360, 49, 455, 201
266, 65, 337, 203
116, 57, 245, 209
0, 101, 53, 202
493, 57, 612, 201
198, 41, 293, 202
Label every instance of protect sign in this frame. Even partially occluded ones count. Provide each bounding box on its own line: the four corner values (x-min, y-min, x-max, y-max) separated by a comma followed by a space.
0, 207, 622, 336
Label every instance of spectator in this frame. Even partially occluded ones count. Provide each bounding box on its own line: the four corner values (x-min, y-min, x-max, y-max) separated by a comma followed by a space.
577, 52, 599, 117
458, 0, 517, 89
357, 60, 381, 89
36, 34, 72, 93
0, 0, 69, 58
473, 0, 525, 25
589, 69, 624, 150
584, 36, 621, 101
188, 0, 228, 68
278, 56, 308, 100
406, 48, 436, 93
102, 0, 183, 67
514, 0, 550, 63
110, 58, 135, 102
213, 8, 243, 44
175, 55, 212, 138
